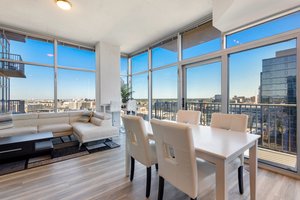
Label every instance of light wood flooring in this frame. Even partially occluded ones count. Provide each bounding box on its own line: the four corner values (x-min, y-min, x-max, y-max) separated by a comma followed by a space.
0, 134, 300, 200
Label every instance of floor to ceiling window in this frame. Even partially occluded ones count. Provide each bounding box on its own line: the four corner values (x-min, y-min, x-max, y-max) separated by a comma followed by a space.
10, 65, 54, 112
185, 61, 222, 125
152, 66, 178, 120
131, 73, 148, 120
0, 30, 96, 113
151, 39, 178, 120
229, 39, 297, 171
131, 51, 149, 120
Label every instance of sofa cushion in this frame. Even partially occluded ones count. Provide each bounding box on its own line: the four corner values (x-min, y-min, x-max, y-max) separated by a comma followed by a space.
12, 113, 39, 127
38, 112, 69, 126
69, 111, 84, 123
90, 117, 102, 126
0, 113, 13, 130
38, 124, 72, 133
0, 126, 37, 138
93, 112, 111, 120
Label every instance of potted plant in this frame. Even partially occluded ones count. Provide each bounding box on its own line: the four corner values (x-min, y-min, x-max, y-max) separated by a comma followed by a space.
121, 85, 133, 108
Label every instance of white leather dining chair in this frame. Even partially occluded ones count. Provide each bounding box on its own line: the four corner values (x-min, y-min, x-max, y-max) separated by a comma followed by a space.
121, 115, 157, 198
126, 99, 137, 115
176, 110, 201, 125
211, 112, 249, 194
151, 118, 215, 200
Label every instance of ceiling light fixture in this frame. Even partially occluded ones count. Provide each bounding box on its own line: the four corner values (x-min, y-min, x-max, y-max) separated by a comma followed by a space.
56, 0, 72, 10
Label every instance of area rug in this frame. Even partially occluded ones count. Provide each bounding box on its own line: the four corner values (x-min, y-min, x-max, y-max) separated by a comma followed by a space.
0, 135, 120, 175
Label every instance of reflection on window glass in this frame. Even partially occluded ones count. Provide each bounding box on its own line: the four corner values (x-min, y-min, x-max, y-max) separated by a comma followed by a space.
152, 66, 178, 120
186, 62, 221, 125
58, 69, 95, 111
10, 65, 54, 113
58, 44, 95, 70
120, 57, 128, 75
227, 11, 300, 48
132, 73, 148, 120
131, 52, 148, 73
9, 38, 54, 65
182, 21, 221, 59
229, 39, 297, 171
152, 39, 177, 68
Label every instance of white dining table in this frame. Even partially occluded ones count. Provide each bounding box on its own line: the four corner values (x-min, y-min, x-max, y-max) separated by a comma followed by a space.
124, 120, 261, 200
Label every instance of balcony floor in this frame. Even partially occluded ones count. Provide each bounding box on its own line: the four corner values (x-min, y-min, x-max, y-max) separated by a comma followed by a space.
259, 148, 297, 169
245, 148, 297, 170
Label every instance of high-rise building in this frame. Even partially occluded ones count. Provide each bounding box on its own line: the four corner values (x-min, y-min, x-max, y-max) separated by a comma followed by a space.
260, 48, 296, 104
260, 48, 297, 152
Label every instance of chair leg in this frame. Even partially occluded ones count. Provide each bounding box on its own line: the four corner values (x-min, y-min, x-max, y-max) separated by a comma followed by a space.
238, 166, 244, 194
155, 163, 158, 171
158, 176, 165, 200
146, 166, 151, 198
130, 157, 135, 182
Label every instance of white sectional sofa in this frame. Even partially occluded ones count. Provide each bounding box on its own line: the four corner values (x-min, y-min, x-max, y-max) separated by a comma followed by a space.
0, 111, 119, 146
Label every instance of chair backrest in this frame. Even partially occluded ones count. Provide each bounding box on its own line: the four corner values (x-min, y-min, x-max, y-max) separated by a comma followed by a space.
126, 100, 137, 112
122, 115, 153, 167
150, 119, 198, 198
176, 110, 201, 125
210, 113, 248, 132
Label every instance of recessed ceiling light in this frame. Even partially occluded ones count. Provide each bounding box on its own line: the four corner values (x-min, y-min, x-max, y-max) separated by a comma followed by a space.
56, 0, 72, 10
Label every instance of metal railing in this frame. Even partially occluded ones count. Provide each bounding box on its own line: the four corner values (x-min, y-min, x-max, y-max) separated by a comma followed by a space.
151, 101, 297, 155
0, 100, 25, 114
0, 52, 25, 73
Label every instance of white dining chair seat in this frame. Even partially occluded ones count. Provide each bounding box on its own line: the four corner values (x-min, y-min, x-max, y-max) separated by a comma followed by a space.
196, 159, 216, 196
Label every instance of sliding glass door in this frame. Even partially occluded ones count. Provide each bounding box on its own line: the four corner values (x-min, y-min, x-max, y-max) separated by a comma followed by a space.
229, 39, 297, 171
184, 60, 221, 125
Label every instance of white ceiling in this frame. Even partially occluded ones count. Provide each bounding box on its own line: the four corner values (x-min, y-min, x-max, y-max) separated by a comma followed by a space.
0, 0, 212, 54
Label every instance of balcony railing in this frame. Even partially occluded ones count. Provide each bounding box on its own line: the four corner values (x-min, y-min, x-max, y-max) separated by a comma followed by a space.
0, 52, 26, 78
152, 101, 297, 156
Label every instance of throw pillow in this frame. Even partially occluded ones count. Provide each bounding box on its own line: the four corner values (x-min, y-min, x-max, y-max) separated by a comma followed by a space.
91, 117, 102, 126
78, 111, 92, 123
0, 112, 14, 130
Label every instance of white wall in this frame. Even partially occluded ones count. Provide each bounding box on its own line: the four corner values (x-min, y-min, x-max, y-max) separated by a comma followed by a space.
95, 41, 121, 111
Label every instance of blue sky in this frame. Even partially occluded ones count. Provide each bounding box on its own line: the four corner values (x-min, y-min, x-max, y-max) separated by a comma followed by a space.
7, 11, 300, 100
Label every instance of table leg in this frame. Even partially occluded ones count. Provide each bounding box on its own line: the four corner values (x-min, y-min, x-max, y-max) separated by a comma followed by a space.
249, 140, 258, 200
216, 159, 228, 200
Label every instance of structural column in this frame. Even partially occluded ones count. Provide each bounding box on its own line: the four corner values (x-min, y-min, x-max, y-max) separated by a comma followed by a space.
95, 41, 121, 125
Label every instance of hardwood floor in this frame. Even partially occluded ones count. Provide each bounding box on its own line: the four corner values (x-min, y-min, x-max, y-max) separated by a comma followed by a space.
0, 134, 300, 200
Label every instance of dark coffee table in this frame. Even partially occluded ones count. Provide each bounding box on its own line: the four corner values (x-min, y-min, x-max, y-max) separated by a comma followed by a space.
0, 132, 54, 161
